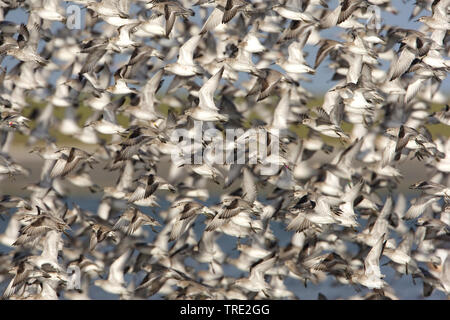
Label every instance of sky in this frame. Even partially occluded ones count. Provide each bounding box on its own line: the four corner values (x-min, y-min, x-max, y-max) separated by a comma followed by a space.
2, 0, 449, 96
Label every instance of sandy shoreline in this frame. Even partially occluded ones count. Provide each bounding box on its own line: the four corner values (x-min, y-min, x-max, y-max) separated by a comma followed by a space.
0, 145, 432, 199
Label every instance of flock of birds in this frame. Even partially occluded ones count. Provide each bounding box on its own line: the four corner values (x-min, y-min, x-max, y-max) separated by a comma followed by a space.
0, 0, 449, 300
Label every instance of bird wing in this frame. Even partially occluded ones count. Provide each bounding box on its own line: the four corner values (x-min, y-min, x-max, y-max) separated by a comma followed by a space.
364, 235, 386, 278
178, 35, 202, 66
250, 254, 276, 283
382, 136, 397, 167
200, 7, 224, 34
347, 53, 362, 84
314, 107, 332, 125
145, 180, 159, 198
280, 20, 301, 42
89, 231, 98, 251
128, 183, 147, 202
286, 213, 314, 232
242, 167, 257, 204
59, 156, 81, 178
142, 69, 164, 112
258, 72, 280, 101
303, 253, 342, 271
223, 0, 241, 23
136, 212, 160, 229
287, 41, 305, 63
337, 0, 361, 24
224, 164, 244, 189
115, 0, 130, 16
398, 230, 414, 254
369, 197, 392, 237
329, 101, 344, 126
80, 45, 107, 74
320, 5, 340, 28
165, 10, 176, 37
389, 46, 416, 80
103, 102, 118, 124
21, 222, 53, 238
315, 40, 340, 69
404, 77, 425, 104
404, 195, 439, 220
432, 0, 450, 19
199, 66, 224, 111
205, 215, 226, 232
379, 196, 393, 220
50, 149, 71, 178
342, 179, 363, 203
113, 212, 132, 232
108, 249, 132, 284
271, 89, 290, 130
17, 24, 29, 49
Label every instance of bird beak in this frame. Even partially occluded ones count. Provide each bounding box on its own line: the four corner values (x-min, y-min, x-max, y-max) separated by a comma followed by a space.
111, 44, 121, 53
155, 52, 164, 60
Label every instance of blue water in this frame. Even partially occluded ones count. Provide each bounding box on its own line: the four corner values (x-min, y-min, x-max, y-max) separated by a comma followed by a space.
0, 197, 447, 300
